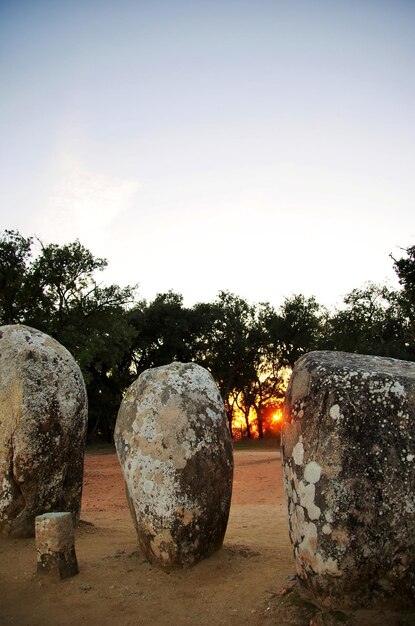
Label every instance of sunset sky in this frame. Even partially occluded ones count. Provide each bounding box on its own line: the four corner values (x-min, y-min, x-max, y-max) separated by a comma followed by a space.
1, 0, 414, 308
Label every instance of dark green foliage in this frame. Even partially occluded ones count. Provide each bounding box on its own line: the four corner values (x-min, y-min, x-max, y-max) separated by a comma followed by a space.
191, 292, 262, 433
0, 229, 413, 441
128, 291, 196, 372
392, 245, 415, 347
0, 230, 137, 441
264, 294, 330, 369
393, 245, 415, 304
327, 282, 414, 362
0, 230, 33, 324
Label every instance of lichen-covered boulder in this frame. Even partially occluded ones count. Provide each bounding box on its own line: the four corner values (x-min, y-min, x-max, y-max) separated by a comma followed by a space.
0, 325, 88, 538
115, 361, 233, 570
282, 351, 415, 609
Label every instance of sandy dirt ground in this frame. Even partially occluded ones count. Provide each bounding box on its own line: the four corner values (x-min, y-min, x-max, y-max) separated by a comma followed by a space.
1, 443, 415, 626
1, 444, 294, 626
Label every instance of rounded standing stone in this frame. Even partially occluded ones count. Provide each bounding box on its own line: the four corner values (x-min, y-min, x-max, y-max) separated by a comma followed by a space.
282, 350, 415, 609
115, 361, 233, 570
0, 325, 88, 538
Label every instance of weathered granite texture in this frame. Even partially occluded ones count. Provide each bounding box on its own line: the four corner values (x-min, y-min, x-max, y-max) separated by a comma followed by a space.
115, 361, 233, 570
0, 325, 88, 538
35, 512, 79, 579
282, 351, 415, 609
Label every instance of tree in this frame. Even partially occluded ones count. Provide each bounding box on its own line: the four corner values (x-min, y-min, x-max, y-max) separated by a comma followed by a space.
65, 285, 138, 442
0, 230, 33, 324
25, 239, 108, 334
0, 230, 138, 440
7, 229, 412, 444
392, 245, 415, 306
265, 294, 329, 369
328, 282, 413, 360
392, 245, 415, 346
128, 291, 196, 374
191, 292, 261, 436
190, 294, 288, 438
244, 301, 302, 437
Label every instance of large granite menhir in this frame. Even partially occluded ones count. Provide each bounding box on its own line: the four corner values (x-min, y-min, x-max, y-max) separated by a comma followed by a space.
282, 351, 415, 609
0, 325, 88, 538
115, 362, 233, 570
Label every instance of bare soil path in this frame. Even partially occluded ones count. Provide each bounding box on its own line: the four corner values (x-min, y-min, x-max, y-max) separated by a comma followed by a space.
0, 443, 295, 626
2, 443, 413, 625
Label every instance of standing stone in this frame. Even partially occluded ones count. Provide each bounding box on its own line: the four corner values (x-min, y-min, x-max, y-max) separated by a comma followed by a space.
0, 325, 88, 538
35, 512, 79, 579
282, 351, 415, 609
115, 362, 233, 570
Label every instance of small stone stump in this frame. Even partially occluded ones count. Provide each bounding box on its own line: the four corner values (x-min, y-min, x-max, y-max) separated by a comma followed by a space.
282, 351, 415, 609
35, 512, 79, 579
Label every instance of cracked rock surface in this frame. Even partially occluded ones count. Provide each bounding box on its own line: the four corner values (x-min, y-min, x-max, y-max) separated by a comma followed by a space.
115, 361, 233, 570
0, 325, 88, 538
282, 350, 415, 609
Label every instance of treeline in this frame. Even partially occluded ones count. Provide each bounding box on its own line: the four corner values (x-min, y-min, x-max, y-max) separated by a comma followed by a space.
0, 230, 414, 440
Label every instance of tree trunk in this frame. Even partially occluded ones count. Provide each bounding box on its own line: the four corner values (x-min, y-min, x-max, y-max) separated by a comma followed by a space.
255, 403, 264, 439
226, 409, 233, 438
244, 409, 251, 438
257, 417, 264, 439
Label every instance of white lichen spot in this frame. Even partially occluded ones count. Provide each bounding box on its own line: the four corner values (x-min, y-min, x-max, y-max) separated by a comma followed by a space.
329, 404, 341, 420
0, 476, 13, 514
296, 519, 341, 576
298, 521, 318, 560
187, 428, 196, 443
307, 504, 321, 521
322, 523, 332, 535
389, 380, 405, 397
298, 481, 321, 520
143, 479, 154, 494
404, 496, 415, 514
291, 504, 306, 545
292, 438, 304, 466
315, 554, 341, 576
304, 461, 322, 484
205, 406, 221, 422
299, 481, 315, 507
406, 454, 414, 462
181, 441, 192, 459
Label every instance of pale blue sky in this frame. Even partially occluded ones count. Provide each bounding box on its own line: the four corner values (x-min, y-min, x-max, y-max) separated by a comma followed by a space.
1, 0, 414, 307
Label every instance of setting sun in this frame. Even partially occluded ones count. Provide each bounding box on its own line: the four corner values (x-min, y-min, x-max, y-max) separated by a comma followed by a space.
272, 410, 283, 424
